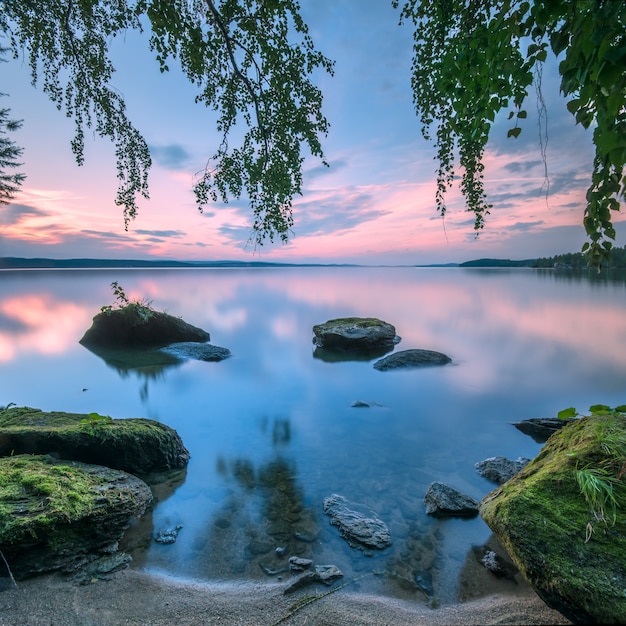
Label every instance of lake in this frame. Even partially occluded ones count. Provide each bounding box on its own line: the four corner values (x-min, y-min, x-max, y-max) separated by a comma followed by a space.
1, 266, 625, 605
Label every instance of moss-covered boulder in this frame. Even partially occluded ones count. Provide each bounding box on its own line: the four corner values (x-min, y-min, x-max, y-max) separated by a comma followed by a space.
0, 454, 152, 579
479, 414, 626, 624
0, 407, 189, 476
312, 317, 400, 361
79, 308, 210, 349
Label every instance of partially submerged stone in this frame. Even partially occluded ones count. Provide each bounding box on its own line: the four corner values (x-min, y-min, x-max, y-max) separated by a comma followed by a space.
373, 348, 451, 371
512, 417, 577, 443
0, 455, 152, 579
424, 482, 479, 517
323, 493, 391, 551
475, 456, 530, 484
312, 318, 400, 353
0, 407, 189, 475
159, 342, 231, 362
80, 309, 210, 349
480, 414, 626, 624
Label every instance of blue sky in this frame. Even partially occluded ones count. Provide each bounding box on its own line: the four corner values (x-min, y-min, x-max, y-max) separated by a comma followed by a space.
1, 1, 622, 264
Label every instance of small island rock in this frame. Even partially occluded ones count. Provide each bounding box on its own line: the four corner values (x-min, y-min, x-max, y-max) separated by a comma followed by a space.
312, 317, 400, 352
80, 309, 210, 349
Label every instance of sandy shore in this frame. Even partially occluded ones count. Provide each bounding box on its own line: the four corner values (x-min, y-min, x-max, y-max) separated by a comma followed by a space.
0, 569, 573, 626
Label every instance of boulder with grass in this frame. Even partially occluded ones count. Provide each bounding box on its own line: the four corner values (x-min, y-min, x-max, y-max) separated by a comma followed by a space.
0, 454, 152, 579
479, 412, 626, 624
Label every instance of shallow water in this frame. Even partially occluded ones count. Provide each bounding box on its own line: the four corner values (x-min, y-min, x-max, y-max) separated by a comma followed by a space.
2, 266, 625, 605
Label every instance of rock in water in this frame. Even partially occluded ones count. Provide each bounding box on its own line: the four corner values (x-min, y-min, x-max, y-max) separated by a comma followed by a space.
80, 309, 210, 349
322, 494, 391, 551
373, 349, 451, 371
312, 318, 399, 351
423, 482, 479, 517
474, 456, 530, 484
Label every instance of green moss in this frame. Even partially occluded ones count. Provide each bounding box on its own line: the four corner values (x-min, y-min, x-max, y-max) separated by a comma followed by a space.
0, 455, 124, 544
0, 406, 189, 475
480, 414, 626, 623
319, 317, 388, 329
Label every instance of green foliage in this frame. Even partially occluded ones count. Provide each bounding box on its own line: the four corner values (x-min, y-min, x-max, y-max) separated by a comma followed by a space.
100, 281, 154, 325
0, 49, 25, 204
0, 0, 333, 243
558, 407, 579, 420
533, 245, 626, 269
2, 1, 624, 261
394, 0, 626, 269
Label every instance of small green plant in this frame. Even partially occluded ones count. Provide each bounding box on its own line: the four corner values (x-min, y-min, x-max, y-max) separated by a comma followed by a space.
80, 412, 113, 434
100, 281, 154, 326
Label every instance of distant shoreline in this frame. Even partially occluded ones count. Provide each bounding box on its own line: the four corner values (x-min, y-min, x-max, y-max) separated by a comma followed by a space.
0, 257, 543, 270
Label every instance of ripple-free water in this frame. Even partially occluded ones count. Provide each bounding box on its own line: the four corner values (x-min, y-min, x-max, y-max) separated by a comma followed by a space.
2, 266, 625, 605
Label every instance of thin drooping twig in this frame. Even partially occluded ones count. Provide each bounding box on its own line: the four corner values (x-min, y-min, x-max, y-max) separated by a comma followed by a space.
0, 549, 18, 589
204, 0, 270, 165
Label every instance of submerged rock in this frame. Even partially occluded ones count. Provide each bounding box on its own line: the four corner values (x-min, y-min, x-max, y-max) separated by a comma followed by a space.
155, 525, 183, 544
323, 493, 391, 551
373, 349, 451, 371
424, 482, 479, 517
159, 342, 231, 362
0, 406, 189, 475
283, 564, 343, 594
0, 455, 152, 579
480, 414, 626, 624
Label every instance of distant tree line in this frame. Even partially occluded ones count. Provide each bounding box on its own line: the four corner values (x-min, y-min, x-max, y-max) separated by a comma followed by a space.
533, 245, 626, 269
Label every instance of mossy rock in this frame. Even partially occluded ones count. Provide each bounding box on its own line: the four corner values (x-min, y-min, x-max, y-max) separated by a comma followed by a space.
0, 454, 152, 579
0, 407, 189, 476
479, 414, 626, 624
79, 308, 210, 349
312, 317, 400, 356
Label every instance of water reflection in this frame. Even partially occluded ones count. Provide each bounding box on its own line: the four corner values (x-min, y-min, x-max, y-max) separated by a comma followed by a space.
3, 267, 626, 606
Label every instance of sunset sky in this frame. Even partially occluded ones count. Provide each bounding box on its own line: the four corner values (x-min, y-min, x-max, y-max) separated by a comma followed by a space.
2, 1, 623, 265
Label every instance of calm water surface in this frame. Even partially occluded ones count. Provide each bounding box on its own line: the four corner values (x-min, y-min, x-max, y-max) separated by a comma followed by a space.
1, 267, 625, 605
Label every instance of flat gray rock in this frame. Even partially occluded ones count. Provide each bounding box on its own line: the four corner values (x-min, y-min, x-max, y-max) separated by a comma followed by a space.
373, 349, 451, 371
159, 342, 231, 362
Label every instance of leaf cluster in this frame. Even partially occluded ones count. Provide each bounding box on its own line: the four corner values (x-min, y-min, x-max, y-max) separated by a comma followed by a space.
0, 0, 333, 242
394, 0, 626, 269
0, 49, 25, 204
